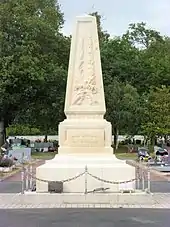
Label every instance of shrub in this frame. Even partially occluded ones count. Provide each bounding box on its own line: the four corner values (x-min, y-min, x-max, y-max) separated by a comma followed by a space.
0, 159, 14, 167
6, 124, 41, 136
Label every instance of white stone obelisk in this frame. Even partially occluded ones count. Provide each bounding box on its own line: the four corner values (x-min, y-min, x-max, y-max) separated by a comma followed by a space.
36, 15, 135, 193
58, 15, 112, 154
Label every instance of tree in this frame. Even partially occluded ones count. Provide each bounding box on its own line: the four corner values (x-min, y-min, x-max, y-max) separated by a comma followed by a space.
101, 22, 170, 95
122, 23, 170, 93
0, 0, 68, 145
141, 86, 170, 145
101, 37, 140, 86
7, 124, 41, 136
123, 22, 163, 49
89, 12, 110, 43
105, 78, 141, 150
142, 37, 170, 89
14, 65, 67, 135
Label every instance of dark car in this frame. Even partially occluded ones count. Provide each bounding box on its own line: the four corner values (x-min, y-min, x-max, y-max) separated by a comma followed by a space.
137, 147, 151, 161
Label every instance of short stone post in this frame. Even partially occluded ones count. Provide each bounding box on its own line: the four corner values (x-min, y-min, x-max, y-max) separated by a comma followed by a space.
21, 170, 25, 194
147, 166, 151, 193
142, 170, 145, 191
84, 166, 87, 194
21, 152, 25, 194
136, 166, 140, 190
29, 165, 33, 191
25, 166, 29, 191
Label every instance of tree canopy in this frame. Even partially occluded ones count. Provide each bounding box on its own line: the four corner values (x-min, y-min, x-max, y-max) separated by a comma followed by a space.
0, 3, 170, 148
0, 0, 70, 144
141, 86, 170, 138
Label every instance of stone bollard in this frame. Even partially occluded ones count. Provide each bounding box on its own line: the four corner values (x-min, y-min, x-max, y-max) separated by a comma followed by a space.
21, 170, 25, 194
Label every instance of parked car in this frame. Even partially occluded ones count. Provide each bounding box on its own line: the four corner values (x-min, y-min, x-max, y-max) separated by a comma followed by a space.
137, 147, 151, 161
154, 146, 169, 163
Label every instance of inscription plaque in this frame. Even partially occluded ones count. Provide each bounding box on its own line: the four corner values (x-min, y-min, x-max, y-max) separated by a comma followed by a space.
66, 129, 104, 147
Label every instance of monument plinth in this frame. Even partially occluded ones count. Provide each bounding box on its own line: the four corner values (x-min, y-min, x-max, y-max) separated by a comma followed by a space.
36, 15, 135, 193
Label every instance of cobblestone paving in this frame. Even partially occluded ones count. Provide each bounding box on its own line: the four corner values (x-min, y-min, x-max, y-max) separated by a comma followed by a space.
0, 193, 169, 209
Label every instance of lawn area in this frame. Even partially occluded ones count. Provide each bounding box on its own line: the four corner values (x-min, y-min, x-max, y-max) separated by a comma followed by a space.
31, 151, 137, 160
31, 152, 57, 160
115, 152, 137, 160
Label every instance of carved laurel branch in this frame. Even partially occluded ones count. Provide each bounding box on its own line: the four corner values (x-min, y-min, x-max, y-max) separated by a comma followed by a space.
72, 36, 98, 105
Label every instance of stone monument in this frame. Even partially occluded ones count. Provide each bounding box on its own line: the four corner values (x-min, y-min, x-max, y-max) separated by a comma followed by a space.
36, 15, 135, 193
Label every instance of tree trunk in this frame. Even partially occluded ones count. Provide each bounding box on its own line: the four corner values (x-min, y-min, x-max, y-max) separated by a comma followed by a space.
0, 119, 5, 147
150, 134, 156, 146
143, 135, 147, 146
113, 127, 119, 152
149, 134, 155, 153
164, 135, 168, 144
44, 135, 48, 142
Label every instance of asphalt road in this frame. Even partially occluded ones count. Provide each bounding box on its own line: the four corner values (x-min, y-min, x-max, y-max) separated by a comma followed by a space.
0, 181, 21, 193
0, 160, 44, 193
0, 180, 170, 193
0, 208, 169, 227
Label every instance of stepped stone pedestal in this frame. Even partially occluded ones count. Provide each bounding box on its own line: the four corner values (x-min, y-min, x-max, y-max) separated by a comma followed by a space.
36, 15, 135, 193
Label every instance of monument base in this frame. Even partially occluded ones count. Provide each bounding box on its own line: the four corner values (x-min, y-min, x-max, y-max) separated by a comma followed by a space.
58, 119, 113, 154
36, 154, 136, 193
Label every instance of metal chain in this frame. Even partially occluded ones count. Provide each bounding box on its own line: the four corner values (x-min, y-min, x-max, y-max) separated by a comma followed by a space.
25, 170, 85, 183
87, 172, 136, 184
24, 166, 146, 185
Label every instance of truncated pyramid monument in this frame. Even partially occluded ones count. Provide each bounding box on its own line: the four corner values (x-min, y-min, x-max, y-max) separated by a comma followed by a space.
36, 15, 135, 193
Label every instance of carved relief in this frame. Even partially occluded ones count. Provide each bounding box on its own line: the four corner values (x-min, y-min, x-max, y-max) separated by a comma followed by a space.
71, 36, 99, 106
78, 38, 84, 78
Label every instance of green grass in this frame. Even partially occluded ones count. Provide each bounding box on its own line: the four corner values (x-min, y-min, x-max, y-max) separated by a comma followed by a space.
31, 152, 57, 160
115, 145, 129, 153
31, 144, 138, 161
31, 151, 137, 161
113, 144, 137, 160
115, 152, 137, 160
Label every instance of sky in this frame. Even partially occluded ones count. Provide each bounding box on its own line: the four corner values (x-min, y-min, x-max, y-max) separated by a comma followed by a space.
59, 0, 170, 37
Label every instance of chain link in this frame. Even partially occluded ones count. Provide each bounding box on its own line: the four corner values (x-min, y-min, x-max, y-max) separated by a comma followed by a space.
25, 170, 85, 183
87, 172, 136, 184
24, 166, 145, 185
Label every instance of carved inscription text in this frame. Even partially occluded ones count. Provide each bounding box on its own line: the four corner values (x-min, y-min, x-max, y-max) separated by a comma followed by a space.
71, 135, 100, 147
